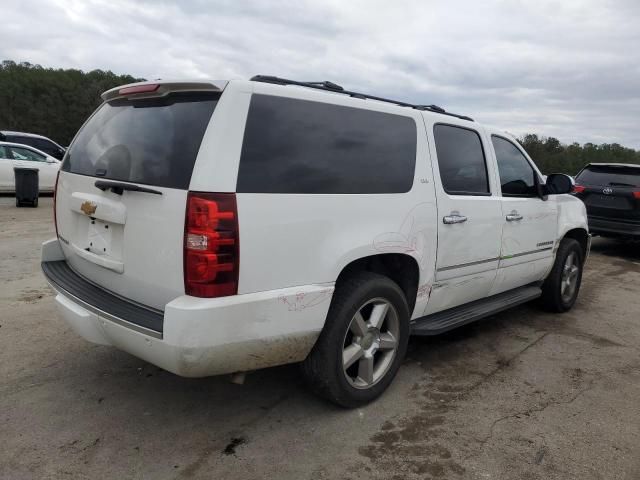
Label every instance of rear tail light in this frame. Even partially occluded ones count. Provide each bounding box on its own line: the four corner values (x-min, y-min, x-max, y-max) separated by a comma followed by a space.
633, 191, 640, 199
573, 185, 586, 194
53, 171, 60, 237
184, 192, 239, 298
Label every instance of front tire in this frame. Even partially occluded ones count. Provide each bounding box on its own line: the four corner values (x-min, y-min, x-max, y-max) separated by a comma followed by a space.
540, 238, 584, 312
302, 272, 410, 408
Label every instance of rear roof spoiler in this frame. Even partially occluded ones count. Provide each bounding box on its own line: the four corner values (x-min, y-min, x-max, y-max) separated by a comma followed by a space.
101, 80, 228, 102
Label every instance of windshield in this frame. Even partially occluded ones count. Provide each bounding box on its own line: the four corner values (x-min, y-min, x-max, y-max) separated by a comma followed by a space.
62, 92, 219, 189
576, 165, 640, 188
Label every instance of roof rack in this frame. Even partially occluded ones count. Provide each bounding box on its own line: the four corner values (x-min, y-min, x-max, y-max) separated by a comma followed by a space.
250, 75, 474, 122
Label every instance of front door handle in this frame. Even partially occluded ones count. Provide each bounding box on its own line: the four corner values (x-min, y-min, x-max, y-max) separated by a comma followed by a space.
443, 213, 468, 224
506, 211, 523, 222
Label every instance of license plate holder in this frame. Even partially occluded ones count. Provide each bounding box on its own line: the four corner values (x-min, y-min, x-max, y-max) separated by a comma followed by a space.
87, 219, 113, 256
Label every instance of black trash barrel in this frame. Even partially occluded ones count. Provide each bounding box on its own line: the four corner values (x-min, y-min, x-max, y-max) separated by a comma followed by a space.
14, 167, 39, 208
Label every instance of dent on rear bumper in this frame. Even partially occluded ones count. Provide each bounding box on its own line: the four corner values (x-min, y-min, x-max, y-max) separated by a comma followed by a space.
50, 279, 334, 377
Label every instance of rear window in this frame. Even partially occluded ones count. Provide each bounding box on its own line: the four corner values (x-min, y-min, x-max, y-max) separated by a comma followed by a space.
237, 94, 417, 194
576, 165, 640, 187
62, 93, 218, 189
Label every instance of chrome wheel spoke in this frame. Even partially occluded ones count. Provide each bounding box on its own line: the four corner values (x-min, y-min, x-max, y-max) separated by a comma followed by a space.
357, 355, 374, 385
378, 332, 397, 350
350, 312, 368, 337
566, 252, 575, 267
368, 303, 389, 329
560, 251, 580, 301
343, 343, 364, 369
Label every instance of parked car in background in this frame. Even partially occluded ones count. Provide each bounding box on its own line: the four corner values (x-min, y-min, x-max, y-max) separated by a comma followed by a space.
0, 141, 61, 192
0, 131, 66, 160
41, 77, 588, 407
573, 163, 640, 240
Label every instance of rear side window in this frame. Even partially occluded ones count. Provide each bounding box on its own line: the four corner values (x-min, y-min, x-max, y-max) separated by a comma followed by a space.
237, 95, 417, 194
492, 136, 538, 197
576, 165, 640, 187
62, 93, 219, 189
433, 124, 490, 195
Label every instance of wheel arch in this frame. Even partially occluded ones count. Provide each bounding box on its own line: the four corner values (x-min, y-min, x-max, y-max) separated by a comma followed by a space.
561, 228, 589, 263
334, 253, 420, 314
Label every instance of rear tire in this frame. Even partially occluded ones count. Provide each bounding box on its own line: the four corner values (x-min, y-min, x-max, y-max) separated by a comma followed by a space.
540, 238, 583, 312
301, 271, 410, 408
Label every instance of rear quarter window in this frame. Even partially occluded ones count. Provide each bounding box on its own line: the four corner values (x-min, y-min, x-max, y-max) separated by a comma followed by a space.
236, 95, 417, 194
62, 92, 219, 189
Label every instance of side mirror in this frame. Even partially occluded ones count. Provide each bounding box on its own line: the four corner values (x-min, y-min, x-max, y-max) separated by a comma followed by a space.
46, 157, 56, 164
545, 173, 573, 195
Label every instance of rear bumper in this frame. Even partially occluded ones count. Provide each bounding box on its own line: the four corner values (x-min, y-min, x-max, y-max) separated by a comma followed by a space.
41, 238, 333, 377
588, 216, 640, 237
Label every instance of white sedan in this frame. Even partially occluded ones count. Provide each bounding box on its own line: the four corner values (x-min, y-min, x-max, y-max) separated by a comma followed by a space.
0, 141, 61, 192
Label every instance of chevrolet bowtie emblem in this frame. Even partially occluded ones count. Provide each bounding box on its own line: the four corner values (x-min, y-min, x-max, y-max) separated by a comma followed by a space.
80, 200, 97, 216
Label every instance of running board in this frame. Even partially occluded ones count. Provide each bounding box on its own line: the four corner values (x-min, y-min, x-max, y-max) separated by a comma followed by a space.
411, 285, 542, 336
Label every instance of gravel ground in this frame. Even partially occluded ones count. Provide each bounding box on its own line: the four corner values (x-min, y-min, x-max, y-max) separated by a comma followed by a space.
1, 195, 639, 480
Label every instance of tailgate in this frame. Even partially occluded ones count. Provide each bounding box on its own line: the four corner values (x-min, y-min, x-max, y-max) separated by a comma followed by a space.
55, 85, 221, 310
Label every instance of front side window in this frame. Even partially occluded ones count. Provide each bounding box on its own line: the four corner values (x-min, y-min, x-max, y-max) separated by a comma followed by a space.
433, 124, 490, 195
237, 95, 417, 194
10, 146, 46, 162
492, 136, 538, 197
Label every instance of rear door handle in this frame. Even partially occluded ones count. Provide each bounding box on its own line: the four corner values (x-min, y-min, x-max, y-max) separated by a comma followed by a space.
443, 213, 468, 224
506, 211, 523, 222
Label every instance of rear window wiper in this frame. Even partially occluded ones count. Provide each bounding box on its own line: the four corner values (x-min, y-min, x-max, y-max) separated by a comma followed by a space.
94, 180, 162, 195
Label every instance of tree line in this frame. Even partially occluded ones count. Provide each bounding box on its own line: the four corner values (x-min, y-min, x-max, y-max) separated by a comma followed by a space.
1, 60, 639, 174
519, 134, 640, 175
0, 60, 140, 147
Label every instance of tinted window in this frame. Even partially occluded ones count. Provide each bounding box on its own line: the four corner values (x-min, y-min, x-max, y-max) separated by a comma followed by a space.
433, 124, 489, 195
492, 136, 537, 196
6, 135, 37, 148
0, 146, 9, 159
32, 138, 57, 155
237, 95, 417, 194
10, 146, 46, 162
576, 165, 640, 187
62, 93, 218, 189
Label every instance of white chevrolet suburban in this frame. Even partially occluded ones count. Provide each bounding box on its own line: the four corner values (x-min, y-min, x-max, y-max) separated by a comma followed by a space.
41, 76, 590, 407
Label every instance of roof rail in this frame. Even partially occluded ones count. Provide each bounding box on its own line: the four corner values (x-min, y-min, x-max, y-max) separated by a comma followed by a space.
250, 75, 474, 122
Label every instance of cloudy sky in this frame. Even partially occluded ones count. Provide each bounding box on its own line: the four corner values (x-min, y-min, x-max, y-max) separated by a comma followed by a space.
2, 0, 639, 147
